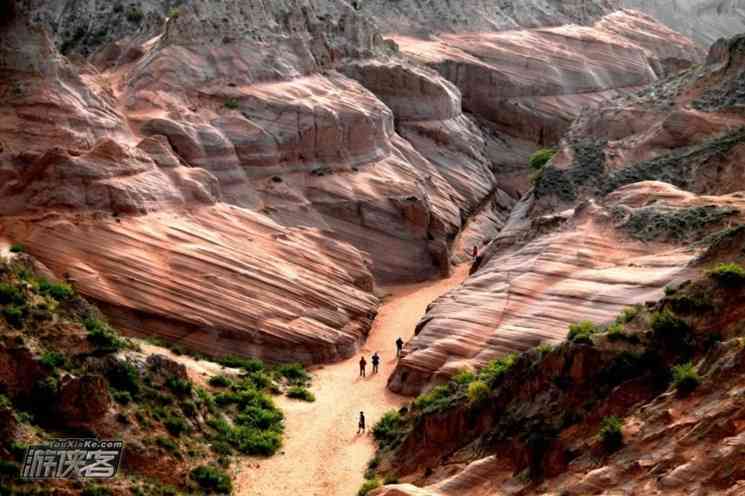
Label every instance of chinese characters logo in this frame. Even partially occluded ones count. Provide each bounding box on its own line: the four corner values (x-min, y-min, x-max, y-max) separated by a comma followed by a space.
20, 439, 124, 480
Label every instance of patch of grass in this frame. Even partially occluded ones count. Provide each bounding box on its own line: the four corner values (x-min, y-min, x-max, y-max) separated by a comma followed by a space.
567, 320, 598, 344
156, 435, 179, 453
479, 353, 517, 388
2, 305, 25, 328
599, 416, 623, 452
40, 350, 67, 369
9, 243, 25, 253
166, 376, 193, 397
358, 477, 382, 496
617, 305, 641, 324
286, 386, 315, 402
229, 426, 282, 456
529, 148, 557, 171
208, 374, 233, 388
224, 98, 240, 110
276, 363, 310, 385
466, 380, 489, 405
190, 464, 232, 494
0, 282, 24, 305
38, 279, 74, 301
651, 309, 691, 344
708, 263, 745, 288
84, 316, 125, 351
111, 390, 133, 405
372, 410, 405, 449
164, 412, 190, 436
672, 362, 700, 394
235, 405, 284, 431
219, 355, 264, 373
413, 384, 456, 413
451, 370, 476, 386
106, 360, 141, 395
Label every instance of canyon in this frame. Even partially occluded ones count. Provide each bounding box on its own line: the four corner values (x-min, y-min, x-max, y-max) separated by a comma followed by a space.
3, 0, 745, 494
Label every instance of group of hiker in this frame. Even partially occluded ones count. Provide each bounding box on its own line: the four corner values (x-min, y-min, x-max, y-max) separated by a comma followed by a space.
356, 336, 405, 434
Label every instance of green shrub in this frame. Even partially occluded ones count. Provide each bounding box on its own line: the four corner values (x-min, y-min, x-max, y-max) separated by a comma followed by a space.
568, 320, 598, 344
479, 353, 517, 388
672, 362, 700, 394
219, 355, 264, 373
40, 351, 66, 369
286, 386, 315, 402
156, 436, 179, 452
106, 360, 140, 395
372, 410, 404, 449
529, 148, 557, 171
2, 305, 25, 328
126, 6, 144, 23
413, 384, 455, 413
84, 316, 125, 351
451, 370, 475, 386
606, 322, 626, 341
0, 282, 24, 305
164, 413, 189, 436
112, 390, 133, 405
708, 263, 745, 287
246, 371, 274, 390
190, 465, 232, 494
229, 426, 282, 456
235, 405, 284, 431
224, 98, 240, 110
166, 376, 193, 397
358, 478, 381, 496
209, 374, 233, 388
277, 363, 310, 385
38, 279, 74, 301
466, 380, 490, 405
616, 305, 641, 324
383, 474, 399, 485
651, 310, 691, 340
9, 243, 25, 253
599, 416, 623, 452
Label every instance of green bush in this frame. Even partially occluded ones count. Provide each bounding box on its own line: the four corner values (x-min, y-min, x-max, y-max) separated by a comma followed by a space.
9, 243, 25, 253
599, 416, 623, 452
466, 380, 490, 405
190, 465, 232, 494
164, 413, 189, 436
651, 310, 691, 339
246, 371, 274, 390
358, 478, 381, 496
606, 322, 626, 341
372, 410, 404, 449
112, 390, 133, 405
40, 351, 66, 369
38, 279, 74, 301
616, 305, 641, 324
229, 426, 282, 456
708, 263, 745, 287
219, 355, 264, 373
0, 282, 24, 305
156, 435, 179, 452
672, 362, 700, 394
2, 305, 25, 328
106, 360, 140, 395
209, 374, 233, 388
235, 405, 284, 432
166, 376, 193, 397
529, 148, 557, 171
276, 363, 310, 385
84, 316, 125, 351
451, 370, 475, 385
478, 353, 517, 388
286, 386, 315, 402
567, 320, 598, 344
224, 98, 240, 110
413, 384, 455, 413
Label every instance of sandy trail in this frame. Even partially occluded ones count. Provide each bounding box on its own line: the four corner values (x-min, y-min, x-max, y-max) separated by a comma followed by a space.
236, 265, 469, 496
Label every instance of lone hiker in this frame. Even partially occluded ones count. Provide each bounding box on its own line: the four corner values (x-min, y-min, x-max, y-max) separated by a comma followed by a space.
358, 411, 366, 434
371, 352, 380, 374
472, 245, 479, 259
359, 355, 367, 377
396, 336, 404, 357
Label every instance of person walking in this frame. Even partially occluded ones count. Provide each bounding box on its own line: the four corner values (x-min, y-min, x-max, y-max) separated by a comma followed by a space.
358, 411, 366, 434
396, 337, 404, 358
359, 355, 367, 377
371, 352, 380, 374
472, 245, 479, 259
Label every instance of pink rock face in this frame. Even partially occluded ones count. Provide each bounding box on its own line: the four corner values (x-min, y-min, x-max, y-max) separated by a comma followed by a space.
389, 182, 745, 395
1, 204, 378, 363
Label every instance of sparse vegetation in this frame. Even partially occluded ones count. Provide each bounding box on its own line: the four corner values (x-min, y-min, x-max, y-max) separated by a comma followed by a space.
358, 477, 382, 496
190, 464, 232, 494
9, 243, 25, 253
599, 416, 623, 452
479, 353, 517, 388
286, 386, 315, 402
38, 279, 74, 301
224, 98, 240, 110
567, 320, 598, 344
466, 380, 489, 405
529, 148, 557, 171
708, 263, 745, 287
209, 374, 233, 388
672, 362, 700, 394
372, 410, 405, 450
84, 315, 126, 351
